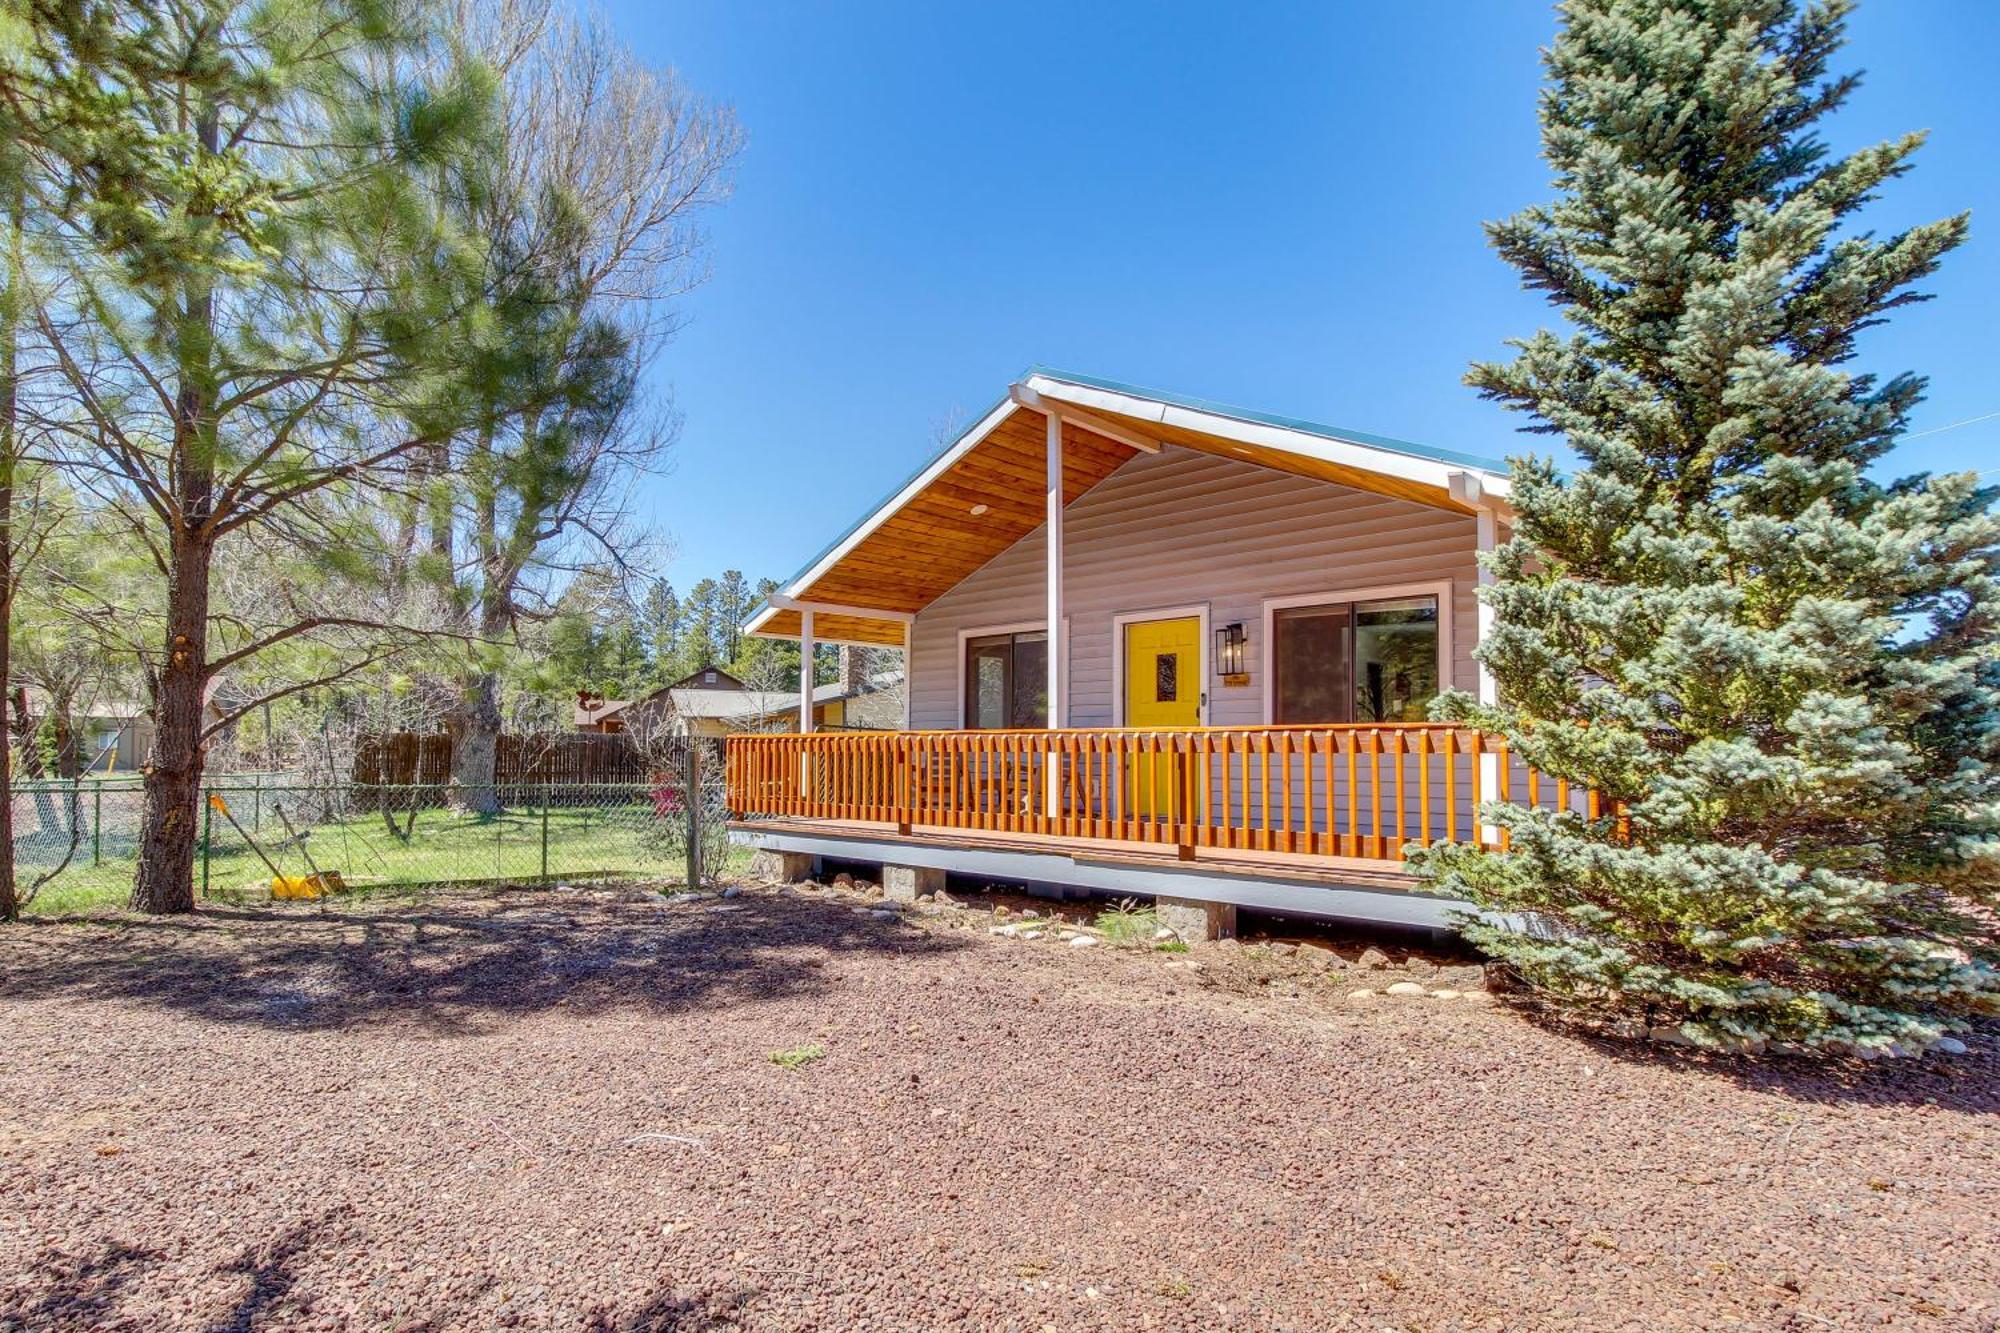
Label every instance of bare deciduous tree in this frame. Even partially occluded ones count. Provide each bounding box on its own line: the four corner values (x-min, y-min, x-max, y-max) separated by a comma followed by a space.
411, 0, 740, 812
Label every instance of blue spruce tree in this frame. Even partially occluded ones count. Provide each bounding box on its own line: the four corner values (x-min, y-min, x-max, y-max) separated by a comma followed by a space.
1410, 0, 2000, 1056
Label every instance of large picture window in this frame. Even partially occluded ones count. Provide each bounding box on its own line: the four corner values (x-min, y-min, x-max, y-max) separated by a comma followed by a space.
964, 630, 1048, 728
1272, 595, 1440, 724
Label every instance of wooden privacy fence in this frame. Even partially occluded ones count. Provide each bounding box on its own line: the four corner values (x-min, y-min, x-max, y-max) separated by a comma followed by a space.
727, 725, 1596, 861
353, 731, 650, 804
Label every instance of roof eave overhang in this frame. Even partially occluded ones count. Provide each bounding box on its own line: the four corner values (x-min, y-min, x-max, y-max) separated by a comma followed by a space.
744, 371, 1513, 641
743, 393, 1024, 642
1021, 370, 1512, 507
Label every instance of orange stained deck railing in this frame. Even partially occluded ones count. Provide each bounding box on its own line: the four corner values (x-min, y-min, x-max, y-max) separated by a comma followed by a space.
725, 725, 1595, 861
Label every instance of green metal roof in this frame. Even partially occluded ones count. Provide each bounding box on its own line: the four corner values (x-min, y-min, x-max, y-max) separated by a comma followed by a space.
1022, 366, 1508, 475
746, 367, 1508, 628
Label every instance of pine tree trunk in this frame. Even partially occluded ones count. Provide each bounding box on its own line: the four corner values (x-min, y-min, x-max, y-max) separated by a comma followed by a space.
446, 579, 512, 815
131, 106, 220, 916
131, 534, 212, 914
447, 669, 502, 815
0, 252, 14, 921
11, 687, 59, 835
0, 181, 26, 919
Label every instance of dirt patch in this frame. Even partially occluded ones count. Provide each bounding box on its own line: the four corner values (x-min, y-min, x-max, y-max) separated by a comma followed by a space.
2, 883, 1994, 1331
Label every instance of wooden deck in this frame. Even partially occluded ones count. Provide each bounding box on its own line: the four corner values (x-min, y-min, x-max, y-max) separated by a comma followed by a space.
726, 724, 1587, 888
726, 815, 1423, 892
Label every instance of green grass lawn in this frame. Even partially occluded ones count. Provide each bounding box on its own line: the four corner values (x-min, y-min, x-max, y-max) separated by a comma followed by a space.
19, 798, 750, 917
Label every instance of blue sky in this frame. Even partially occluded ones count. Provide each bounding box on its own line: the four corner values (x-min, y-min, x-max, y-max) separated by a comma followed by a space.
600, 1, 2000, 589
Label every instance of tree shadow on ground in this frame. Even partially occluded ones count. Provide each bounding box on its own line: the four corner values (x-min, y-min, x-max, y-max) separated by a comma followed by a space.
0, 888, 964, 1038
0, 1239, 162, 1333
585, 1284, 761, 1332
205, 1211, 347, 1333
2, 1210, 361, 1333
1501, 996, 2000, 1116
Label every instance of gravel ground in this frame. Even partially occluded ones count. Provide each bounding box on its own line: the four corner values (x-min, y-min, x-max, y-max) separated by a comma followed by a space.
1, 883, 1995, 1332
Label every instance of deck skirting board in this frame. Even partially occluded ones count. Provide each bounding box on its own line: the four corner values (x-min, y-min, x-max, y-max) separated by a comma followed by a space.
733, 823, 1472, 931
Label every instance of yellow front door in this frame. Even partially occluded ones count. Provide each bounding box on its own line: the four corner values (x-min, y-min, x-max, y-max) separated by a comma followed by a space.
1124, 616, 1202, 818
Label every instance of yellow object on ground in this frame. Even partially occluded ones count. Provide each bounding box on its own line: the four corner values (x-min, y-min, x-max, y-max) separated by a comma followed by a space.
270, 872, 348, 900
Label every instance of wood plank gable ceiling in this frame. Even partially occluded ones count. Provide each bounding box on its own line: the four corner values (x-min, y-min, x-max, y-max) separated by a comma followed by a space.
1082, 406, 1477, 514
753, 408, 1137, 646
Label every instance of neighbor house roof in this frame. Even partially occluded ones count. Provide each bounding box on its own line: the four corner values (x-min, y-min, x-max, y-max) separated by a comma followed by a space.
667, 680, 870, 721
743, 367, 1511, 647
662, 664, 747, 692
667, 688, 794, 720
573, 694, 633, 728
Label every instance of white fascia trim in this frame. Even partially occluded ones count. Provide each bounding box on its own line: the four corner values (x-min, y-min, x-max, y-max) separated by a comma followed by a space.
745, 628, 899, 649
1009, 384, 1161, 453
742, 397, 1024, 638
1025, 373, 1511, 502
768, 594, 914, 624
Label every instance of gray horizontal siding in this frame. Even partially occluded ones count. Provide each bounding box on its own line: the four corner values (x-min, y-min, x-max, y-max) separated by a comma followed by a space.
908, 446, 1481, 730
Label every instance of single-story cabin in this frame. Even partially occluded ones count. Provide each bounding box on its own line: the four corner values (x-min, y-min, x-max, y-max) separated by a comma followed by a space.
726, 369, 1569, 937
577, 654, 905, 739
573, 666, 766, 737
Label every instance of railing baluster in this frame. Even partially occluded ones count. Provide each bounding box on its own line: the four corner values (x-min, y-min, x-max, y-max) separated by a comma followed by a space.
1317, 730, 1335, 855
1275, 732, 1292, 854
1469, 730, 1485, 849
1393, 730, 1407, 856
1344, 732, 1360, 857
1299, 731, 1315, 856
986, 733, 1000, 831
1368, 730, 1385, 858
1102, 732, 1115, 840
1193, 733, 1210, 849
1252, 733, 1267, 853
1418, 730, 1431, 845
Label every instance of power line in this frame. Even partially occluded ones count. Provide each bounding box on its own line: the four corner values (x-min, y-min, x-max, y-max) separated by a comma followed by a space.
1902, 410, 2000, 442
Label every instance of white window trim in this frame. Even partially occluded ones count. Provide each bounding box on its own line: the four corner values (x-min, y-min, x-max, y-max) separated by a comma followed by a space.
1260, 580, 1454, 725
1110, 604, 1211, 727
955, 618, 1069, 729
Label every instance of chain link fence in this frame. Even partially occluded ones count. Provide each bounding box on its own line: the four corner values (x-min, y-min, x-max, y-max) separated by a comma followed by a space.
10, 743, 736, 915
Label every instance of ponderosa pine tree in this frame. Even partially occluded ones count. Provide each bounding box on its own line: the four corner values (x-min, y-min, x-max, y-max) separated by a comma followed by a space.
8, 2, 493, 912
1409, 0, 2000, 1055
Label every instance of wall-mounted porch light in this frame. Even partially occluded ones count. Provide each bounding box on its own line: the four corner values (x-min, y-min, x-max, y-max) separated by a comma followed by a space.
1215, 622, 1249, 685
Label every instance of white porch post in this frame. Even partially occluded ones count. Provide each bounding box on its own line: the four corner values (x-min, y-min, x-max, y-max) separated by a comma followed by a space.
1045, 408, 1067, 816
798, 608, 816, 732
901, 620, 913, 731
1045, 409, 1066, 727
1474, 506, 1502, 843
1475, 507, 1499, 707
798, 608, 815, 793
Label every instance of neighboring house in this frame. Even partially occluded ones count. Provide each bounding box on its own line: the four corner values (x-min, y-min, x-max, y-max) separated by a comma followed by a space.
815, 647, 906, 731
574, 668, 753, 735
574, 657, 906, 740
87, 706, 152, 773
726, 368, 1564, 936
80, 701, 152, 773
17, 692, 152, 774
573, 691, 634, 733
